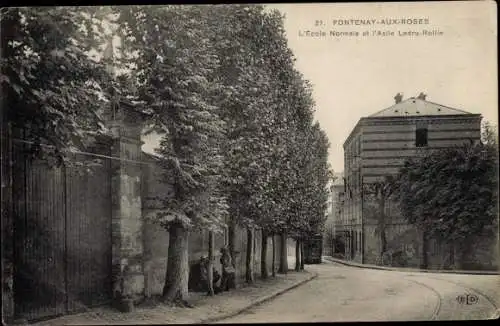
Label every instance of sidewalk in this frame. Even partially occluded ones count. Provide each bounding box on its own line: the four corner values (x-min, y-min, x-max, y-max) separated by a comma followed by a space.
323, 256, 499, 275
31, 270, 317, 325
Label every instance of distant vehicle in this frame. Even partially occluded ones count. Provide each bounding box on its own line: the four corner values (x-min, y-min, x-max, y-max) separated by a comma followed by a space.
304, 234, 323, 264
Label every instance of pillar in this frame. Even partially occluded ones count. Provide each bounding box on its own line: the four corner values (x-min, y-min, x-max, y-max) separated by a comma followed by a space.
109, 103, 145, 305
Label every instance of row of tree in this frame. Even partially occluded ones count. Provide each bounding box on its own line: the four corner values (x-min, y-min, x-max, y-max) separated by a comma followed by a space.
1, 5, 331, 305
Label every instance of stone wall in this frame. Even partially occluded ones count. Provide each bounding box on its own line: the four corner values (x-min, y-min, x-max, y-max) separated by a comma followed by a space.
465, 229, 499, 270
362, 224, 378, 264
424, 229, 499, 271
140, 157, 283, 294
363, 214, 498, 271
141, 222, 226, 296
140, 156, 227, 295
232, 226, 264, 284
425, 237, 454, 269
141, 152, 170, 297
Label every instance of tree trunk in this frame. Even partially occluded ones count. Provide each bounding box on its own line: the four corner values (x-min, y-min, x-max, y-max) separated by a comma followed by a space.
207, 230, 214, 296
260, 230, 268, 279
380, 229, 387, 256
162, 222, 189, 303
420, 230, 429, 269
295, 239, 300, 271
279, 231, 288, 274
448, 241, 455, 270
271, 234, 276, 277
300, 240, 305, 270
228, 217, 236, 266
379, 197, 387, 257
245, 227, 254, 284
456, 239, 471, 270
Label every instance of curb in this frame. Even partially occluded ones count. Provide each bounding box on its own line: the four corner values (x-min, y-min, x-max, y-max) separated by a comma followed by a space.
324, 257, 499, 275
200, 272, 318, 324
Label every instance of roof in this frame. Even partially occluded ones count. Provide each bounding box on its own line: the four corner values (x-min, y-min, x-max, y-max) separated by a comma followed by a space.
343, 96, 480, 148
369, 97, 473, 117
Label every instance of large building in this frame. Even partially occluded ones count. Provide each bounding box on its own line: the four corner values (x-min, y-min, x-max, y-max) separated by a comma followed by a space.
324, 173, 345, 255
341, 92, 484, 266
326, 172, 344, 221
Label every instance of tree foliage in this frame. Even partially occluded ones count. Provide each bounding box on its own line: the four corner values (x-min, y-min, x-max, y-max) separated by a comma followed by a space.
295, 123, 331, 239
209, 5, 292, 233
1, 7, 113, 164
394, 137, 498, 244
116, 5, 228, 232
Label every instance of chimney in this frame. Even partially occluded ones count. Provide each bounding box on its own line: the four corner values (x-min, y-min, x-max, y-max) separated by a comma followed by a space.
394, 92, 403, 104
417, 92, 427, 100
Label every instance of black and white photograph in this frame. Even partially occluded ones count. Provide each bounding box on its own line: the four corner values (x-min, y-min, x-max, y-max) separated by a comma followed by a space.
1, 1, 498, 324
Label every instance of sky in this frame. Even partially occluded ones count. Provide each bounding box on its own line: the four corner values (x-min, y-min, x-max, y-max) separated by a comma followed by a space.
265, 1, 497, 173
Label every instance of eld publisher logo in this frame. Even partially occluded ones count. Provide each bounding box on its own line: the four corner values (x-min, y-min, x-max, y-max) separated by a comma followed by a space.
456, 294, 479, 305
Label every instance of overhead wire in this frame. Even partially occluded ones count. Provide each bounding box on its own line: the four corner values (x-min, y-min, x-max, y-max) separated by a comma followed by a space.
3, 136, 159, 166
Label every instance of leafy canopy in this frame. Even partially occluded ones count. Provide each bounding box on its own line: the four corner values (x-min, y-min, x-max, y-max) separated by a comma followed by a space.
394, 138, 497, 242
1, 7, 114, 164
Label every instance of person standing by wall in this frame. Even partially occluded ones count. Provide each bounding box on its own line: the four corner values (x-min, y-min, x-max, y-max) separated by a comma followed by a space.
219, 247, 235, 291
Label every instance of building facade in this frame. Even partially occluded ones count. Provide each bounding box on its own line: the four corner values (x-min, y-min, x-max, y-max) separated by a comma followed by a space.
324, 173, 345, 256
325, 173, 344, 224
342, 93, 483, 266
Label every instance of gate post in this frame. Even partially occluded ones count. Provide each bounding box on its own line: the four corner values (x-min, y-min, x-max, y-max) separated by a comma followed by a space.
109, 102, 146, 309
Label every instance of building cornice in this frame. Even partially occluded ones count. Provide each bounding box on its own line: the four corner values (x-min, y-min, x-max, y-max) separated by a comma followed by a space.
361, 114, 482, 126
343, 120, 363, 149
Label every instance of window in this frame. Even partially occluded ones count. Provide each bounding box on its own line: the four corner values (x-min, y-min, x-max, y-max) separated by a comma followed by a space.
415, 128, 428, 147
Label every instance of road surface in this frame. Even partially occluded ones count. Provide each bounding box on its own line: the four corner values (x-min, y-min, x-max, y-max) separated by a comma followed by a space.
215, 258, 499, 323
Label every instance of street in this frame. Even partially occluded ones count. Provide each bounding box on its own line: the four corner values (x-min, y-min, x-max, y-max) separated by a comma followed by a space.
215, 259, 499, 323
